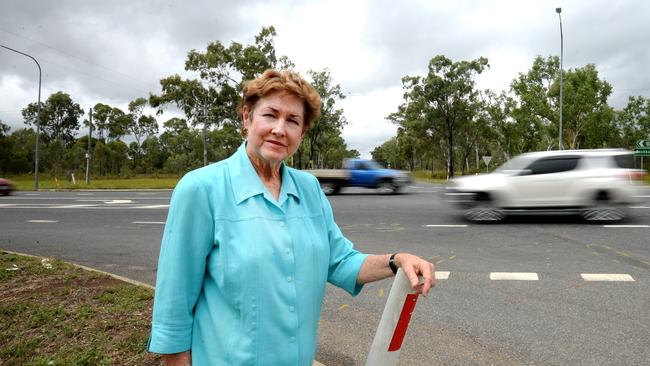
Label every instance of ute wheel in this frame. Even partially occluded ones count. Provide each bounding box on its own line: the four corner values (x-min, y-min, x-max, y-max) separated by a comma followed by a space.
582, 192, 625, 223
464, 194, 504, 222
377, 181, 397, 194
320, 182, 339, 195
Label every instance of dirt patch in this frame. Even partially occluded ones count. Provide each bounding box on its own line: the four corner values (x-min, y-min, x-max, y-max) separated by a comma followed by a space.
0, 252, 161, 365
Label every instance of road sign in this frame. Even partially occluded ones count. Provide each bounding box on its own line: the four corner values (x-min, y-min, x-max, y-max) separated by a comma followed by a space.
482, 156, 492, 173
635, 140, 650, 157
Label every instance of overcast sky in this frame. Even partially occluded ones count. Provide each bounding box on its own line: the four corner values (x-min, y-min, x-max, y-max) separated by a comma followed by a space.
2, 0, 649, 158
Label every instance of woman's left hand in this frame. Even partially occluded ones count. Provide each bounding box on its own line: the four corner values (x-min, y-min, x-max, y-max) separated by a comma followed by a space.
394, 253, 436, 296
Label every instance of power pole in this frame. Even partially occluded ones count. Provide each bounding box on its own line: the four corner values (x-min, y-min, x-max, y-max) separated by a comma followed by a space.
86, 108, 93, 184
203, 102, 208, 166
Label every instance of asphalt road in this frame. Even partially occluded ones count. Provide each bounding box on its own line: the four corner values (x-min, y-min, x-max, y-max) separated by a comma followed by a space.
1, 184, 649, 365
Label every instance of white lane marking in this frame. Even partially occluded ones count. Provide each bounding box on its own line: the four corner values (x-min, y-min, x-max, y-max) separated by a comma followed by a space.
435, 271, 450, 280
76, 199, 134, 204
76, 193, 94, 196
50, 204, 98, 208
490, 272, 539, 281
629, 206, 650, 209
136, 204, 169, 209
25, 193, 40, 196
105, 199, 132, 204
425, 224, 469, 228
27, 220, 58, 223
633, 195, 650, 198
0, 204, 16, 207
603, 225, 650, 228
581, 273, 635, 282
132, 221, 165, 225
6, 196, 167, 200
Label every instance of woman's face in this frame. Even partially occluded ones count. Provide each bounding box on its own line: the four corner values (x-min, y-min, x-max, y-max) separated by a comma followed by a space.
243, 89, 305, 167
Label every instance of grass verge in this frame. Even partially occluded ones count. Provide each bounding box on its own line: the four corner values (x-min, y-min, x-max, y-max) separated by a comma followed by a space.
0, 251, 160, 366
9, 175, 179, 190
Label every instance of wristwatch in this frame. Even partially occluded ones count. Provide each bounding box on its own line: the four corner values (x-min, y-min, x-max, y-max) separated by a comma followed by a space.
389, 253, 398, 274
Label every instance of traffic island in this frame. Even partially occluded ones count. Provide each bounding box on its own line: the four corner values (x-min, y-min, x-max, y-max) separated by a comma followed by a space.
0, 251, 160, 365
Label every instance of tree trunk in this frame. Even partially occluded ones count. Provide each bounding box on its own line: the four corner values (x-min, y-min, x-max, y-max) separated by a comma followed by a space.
447, 123, 454, 179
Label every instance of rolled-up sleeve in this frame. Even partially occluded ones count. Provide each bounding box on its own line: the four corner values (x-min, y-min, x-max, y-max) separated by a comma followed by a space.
148, 172, 214, 354
318, 184, 368, 296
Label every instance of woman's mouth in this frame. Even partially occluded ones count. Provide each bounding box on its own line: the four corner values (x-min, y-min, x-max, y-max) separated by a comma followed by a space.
266, 140, 287, 147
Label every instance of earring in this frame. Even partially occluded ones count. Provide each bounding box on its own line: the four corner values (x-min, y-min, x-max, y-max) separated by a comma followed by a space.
241, 127, 248, 138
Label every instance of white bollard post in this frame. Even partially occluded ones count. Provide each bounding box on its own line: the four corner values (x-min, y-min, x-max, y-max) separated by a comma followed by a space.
365, 268, 421, 366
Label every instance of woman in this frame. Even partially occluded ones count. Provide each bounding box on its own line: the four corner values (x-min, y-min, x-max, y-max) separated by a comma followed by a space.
148, 70, 435, 366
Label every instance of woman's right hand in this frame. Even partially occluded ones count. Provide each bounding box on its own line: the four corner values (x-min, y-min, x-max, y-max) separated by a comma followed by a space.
162, 351, 191, 366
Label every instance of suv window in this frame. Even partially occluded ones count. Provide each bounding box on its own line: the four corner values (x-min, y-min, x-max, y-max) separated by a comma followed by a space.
613, 153, 634, 169
525, 156, 580, 175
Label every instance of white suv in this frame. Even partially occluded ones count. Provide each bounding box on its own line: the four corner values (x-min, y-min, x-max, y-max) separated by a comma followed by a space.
445, 149, 646, 222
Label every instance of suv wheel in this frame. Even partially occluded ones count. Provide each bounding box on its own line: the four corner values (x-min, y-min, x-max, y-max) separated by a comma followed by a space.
377, 181, 397, 194
320, 182, 339, 195
464, 194, 504, 222
582, 192, 625, 223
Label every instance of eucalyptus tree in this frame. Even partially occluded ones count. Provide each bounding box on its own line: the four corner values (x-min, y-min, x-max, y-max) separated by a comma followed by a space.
126, 97, 159, 149
22, 91, 84, 175
22, 91, 83, 146
617, 96, 650, 149
91, 103, 114, 141
126, 98, 158, 170
512, 57, 615, 149
390, 55, 488, 178
551, 64, 614, 148
295, 69, 348, 169
151, 26, 292, 167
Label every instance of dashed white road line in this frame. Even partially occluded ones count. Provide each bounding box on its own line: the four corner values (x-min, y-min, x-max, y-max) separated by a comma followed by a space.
629, 206, 650, 209
136, 204, 169, 209
603, 225, 650, 228
132, 221, 165, 225
50, 204, 98, 209
425, 224, 469, 228
27, 220, 58, 223
0, 204, 16, 207
580, 273, 635, 282
490, 272, 539, 281
435, 271, 450, 280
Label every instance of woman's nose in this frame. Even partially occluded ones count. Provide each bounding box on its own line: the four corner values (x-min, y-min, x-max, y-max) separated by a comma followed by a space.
271, 120, 287, 135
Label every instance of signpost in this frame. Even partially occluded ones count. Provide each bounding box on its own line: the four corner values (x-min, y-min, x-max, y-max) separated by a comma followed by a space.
482, 156, 492, 173
635, 140, 650, 169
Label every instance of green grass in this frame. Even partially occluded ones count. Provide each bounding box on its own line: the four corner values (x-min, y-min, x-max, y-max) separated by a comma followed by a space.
8, 174, 180, 190
411, 170, 449, 184
0, 252, 160, 366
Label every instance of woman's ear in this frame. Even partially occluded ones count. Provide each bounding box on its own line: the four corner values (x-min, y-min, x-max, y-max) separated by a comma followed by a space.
242, 106, 251, 128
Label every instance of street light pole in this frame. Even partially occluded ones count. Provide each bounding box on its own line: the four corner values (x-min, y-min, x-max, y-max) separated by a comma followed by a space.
556, 7, 564, 150
1, 44, 42, 190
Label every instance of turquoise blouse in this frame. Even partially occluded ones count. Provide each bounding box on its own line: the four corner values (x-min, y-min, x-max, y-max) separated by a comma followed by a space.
148, 142, 368, 365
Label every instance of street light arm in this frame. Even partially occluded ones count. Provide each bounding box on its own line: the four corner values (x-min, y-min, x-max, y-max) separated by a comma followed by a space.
1, 44, 42, 190
1, 45, 42, 74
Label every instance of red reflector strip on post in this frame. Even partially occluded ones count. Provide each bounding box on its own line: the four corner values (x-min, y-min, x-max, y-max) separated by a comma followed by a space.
387, 293, 419, 351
